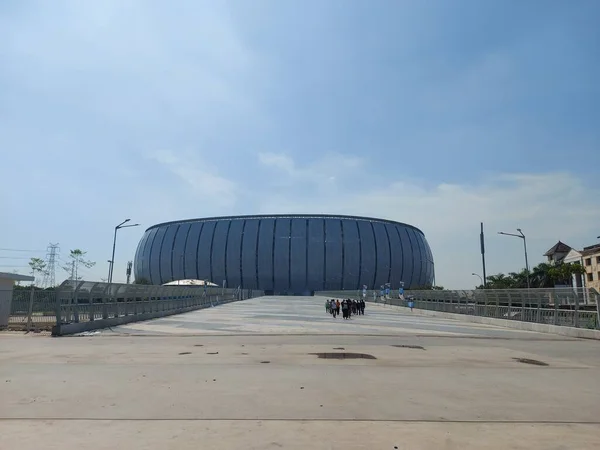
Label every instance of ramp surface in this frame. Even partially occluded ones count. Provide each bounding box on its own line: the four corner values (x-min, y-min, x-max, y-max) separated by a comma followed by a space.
1, 296, 599, 449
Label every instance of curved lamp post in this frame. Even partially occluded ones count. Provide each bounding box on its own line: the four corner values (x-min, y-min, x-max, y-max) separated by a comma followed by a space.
108, 219, 140, 284
471, 272, 483, 287
498, 228, 530, 289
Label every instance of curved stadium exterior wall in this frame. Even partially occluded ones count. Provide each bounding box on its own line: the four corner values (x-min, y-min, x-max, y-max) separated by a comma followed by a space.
134, 215, 434, 295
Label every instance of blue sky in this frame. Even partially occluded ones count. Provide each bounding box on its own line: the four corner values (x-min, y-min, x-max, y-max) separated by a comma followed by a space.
1, 0, 599, 289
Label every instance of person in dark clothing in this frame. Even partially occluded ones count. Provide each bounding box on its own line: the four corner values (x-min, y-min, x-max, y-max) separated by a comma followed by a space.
360, 299, 365, 315
341, 300, 348, 319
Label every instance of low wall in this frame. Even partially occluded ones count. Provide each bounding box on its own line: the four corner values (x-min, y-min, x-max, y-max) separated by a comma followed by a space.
370, 302, 600, 340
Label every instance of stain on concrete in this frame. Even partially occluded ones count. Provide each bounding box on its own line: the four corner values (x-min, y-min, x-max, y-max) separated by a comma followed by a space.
513, 357, 549, 366
310, 352, 376, 360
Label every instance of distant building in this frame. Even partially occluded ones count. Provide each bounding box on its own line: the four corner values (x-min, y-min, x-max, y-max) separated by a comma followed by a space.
544, 241, 572, 264
544, 241, 600, 292
581, 244, 600, 292
563, 248, 585, 288
134, 214, 435, 295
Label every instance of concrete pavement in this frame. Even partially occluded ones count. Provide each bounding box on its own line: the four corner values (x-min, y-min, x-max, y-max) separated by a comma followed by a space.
1, 296, 600, 449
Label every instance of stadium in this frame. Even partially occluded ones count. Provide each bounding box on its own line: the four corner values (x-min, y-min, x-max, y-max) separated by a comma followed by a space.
133, 214, 434, 295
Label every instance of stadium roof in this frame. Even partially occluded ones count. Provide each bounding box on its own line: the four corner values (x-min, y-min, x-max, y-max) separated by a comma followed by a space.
145, 214, 424, 234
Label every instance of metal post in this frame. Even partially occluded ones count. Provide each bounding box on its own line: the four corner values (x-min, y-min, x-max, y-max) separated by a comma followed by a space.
554, 290, 559, 325
480, 222, 487, 287
574, 291, 580, 328
88, 288, 94, 322
108, 226, 118, 283
108, 219, 140, 284
519, 229, 530, 289
26, 284, 35, 331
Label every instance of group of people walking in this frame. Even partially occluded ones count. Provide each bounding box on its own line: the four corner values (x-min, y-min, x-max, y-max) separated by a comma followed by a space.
325, 298, 365, 319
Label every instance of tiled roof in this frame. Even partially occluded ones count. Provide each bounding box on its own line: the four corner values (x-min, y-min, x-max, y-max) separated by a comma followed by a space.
544, 241, 572, 257
581, 245, 600, 257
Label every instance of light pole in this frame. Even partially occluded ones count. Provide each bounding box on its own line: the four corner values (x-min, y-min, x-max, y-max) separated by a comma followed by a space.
498, 228, 530, 289
108, 219, 140, 284
471, 273, 483, 287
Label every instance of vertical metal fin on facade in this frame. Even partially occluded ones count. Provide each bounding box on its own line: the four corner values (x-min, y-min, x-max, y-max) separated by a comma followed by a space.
356, 220, 362, 290
383, 224, 392, 284
340, 219, 345, 289
223, 220, 232, 285
395, 225, 405, 283
146, 228, 160, 283
208, 221, 217, 283
405, 228, 416, 287
170, 224, 181, 283
416, 230, 425, 286
194, 223, 205, 281
322, 219, 327, 290
139, 229, 154, 281
156, 227, 169, 283
369, 221, 378, 289
288, 218, 292, 292
239, 219, 246, 289
305, 219, 309, 291
255, 219, 262, 290
181, 224, 192, 280
271, 219, 276, 291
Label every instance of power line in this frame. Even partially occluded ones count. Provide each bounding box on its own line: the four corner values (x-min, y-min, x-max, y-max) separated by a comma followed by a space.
0, 248, 45, 252
0, 256, 33, 259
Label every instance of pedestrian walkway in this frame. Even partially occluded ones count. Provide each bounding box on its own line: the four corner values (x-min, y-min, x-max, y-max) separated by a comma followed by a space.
101, 296, 560, 339
1, 296, 599, 449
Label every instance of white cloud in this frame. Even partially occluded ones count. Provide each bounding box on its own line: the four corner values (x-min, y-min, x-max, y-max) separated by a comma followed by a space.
254, 153, 600, 289
148, 150, 238, 208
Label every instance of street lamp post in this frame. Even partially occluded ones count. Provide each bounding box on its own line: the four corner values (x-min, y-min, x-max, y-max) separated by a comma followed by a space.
471, 273, 483, 287
108, 219, 140, 284
498, 228, 530, 289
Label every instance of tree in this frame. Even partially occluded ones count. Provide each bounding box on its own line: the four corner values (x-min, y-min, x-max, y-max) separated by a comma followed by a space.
135, 277, 150, 285
62, 249, 95, 281
548, 262, 585, 286
28, 257, 46, 286
485, 273, 513, 289
484, 262, 586, 289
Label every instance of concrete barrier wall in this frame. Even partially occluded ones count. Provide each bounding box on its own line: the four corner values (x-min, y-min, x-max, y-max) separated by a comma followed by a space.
369, 301, 600, 340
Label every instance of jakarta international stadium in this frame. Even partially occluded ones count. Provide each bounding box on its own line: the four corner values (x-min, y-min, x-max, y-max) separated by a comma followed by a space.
133, 214, 434, 295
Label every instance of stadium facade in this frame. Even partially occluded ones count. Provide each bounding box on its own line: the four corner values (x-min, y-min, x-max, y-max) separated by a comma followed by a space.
133, 214, 434, 295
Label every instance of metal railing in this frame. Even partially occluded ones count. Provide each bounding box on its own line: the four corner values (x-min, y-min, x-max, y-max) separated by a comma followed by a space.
54, 280, 263, 325
9, 288, 57, 328
316, 287, 600, 330
8, 280, 263, 331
